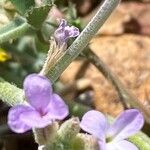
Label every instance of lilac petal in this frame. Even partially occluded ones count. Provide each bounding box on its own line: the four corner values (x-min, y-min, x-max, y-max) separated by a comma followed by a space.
20, 109, 52, 128
46, 93, 69, 120
23, 74, 52, 112
64, 26, 79, 39
59, 19, 67, 28
98, 140, 106, 150
80, 110, 108, 140
106, 140, 138, 150
117, 140, 138, 150
54, 19, 79, 45
8, 105, 33, 133
70, 26, 80, 37
107, 109, 144, 142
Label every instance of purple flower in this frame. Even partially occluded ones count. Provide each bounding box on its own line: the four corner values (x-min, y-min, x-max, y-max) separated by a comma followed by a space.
54, 19, 80, 47
80, 109, 144, 150
8, 74, 69, 133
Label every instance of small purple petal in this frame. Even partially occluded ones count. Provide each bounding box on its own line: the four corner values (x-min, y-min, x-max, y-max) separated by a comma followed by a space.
107, 109, 144, 142
46, 94, 69, 120
20, 109, 52, 128
54, 19, 80, 46
80, 110, 108, 140
98, 140, 106, 150
106, 142, 116, 150
8, 105, 32, 133
23, 74, 52, 113
59, 19, 67, 28
106, 140, 138, 150
70, 26, 80, 37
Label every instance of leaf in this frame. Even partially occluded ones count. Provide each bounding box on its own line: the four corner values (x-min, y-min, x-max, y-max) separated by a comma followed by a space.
0, 17, 30, 44
9, 0, 35, 15
25, 4, 52, 29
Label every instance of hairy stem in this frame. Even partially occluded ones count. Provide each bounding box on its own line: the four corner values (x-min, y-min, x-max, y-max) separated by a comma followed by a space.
46, 0, 121, 82
0, 17, 30, 44
83, 48, 150, 124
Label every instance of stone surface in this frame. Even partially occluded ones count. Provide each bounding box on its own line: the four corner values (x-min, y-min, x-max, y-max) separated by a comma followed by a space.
61, 34, 150, 116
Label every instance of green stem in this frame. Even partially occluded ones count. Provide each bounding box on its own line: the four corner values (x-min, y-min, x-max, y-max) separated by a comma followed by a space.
46, 0, 121, 82
83, 48, 150, 124
0, 78, 24, 106
0, 17, 30, 44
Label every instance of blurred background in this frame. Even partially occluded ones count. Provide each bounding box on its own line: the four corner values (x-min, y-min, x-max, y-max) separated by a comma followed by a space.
0, 0, 150, 149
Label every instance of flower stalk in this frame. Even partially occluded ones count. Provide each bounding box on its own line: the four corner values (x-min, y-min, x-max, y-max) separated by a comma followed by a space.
46, 0, 121, 82
83, 48, 150, 124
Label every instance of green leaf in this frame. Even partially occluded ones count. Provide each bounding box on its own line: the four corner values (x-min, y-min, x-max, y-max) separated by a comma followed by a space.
128, 132, 150, 150
0, 17, 30, 44
25, 4, 52, 29
9, 0, 35, 14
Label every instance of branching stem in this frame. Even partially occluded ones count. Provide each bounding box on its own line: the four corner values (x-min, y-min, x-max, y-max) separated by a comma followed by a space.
83, 48, 150, 124
46, 0, 121, 82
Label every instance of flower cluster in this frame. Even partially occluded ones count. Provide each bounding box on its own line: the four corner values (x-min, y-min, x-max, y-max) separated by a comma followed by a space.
7, 19, 144, 150
7, 73, 144, 150
40, 19, 80, 75
80, 109, 144, 150
54, 19, 79, 48
8, 74, 69, 133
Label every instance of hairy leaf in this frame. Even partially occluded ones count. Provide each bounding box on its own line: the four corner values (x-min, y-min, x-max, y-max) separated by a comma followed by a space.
9, 0, 35, 14
25, 5, 52, 29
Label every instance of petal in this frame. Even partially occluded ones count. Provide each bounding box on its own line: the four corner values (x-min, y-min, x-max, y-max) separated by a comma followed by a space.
70, 26, 80, 37
64, 26, 79, 40
80, 110, 108, 140
107, 109, 144, 142
106, 140, 138, 150
23, 74, 52, 112
8, 105, 33, 133
46, 94, 69, 120
98, 140, 106, 150
54, 19, 79, 45
20, 110, 52, 128
59, 19, 67, 28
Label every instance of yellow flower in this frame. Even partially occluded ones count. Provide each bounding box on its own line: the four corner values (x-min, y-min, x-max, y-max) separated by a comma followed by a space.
0, 48, 11, 62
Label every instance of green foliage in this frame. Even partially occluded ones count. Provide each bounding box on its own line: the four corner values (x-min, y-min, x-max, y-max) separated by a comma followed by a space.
9, 0, 35, 15
43, 118, 80, 150
0, 0, 150, 149
0, 17, 29, 44
25, 4, 52, 29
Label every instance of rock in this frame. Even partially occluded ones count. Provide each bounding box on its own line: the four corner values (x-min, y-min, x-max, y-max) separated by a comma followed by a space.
60, 34, 150, 116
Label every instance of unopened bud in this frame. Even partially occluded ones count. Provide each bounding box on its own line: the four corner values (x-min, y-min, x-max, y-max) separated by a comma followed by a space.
57, 117, 80, 143
73, 133, 99, 150
33, 122, 59, 145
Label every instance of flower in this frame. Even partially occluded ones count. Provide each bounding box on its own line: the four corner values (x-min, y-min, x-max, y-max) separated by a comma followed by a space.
8, 74, 69, 133
0, 48, 11, 62
80, 109, 144, 150
54, 19, 80, 47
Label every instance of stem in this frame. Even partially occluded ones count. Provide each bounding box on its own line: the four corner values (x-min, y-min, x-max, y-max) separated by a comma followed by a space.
0, 17, 30, 44
0, 78, 24, 106
83, 48, 150, 124
0, 77, 90, 115
46, 0, 121, 82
